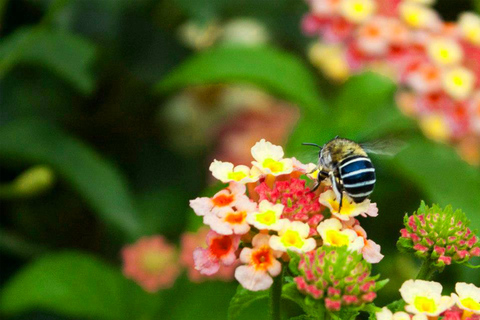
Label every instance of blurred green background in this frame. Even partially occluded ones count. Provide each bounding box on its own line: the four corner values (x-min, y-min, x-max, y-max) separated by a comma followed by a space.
0, 0, 479, 319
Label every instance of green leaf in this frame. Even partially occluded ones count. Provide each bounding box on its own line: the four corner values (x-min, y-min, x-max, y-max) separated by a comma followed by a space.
228, 285, 269, 320
386, 299, 406, 313
330, 308, 359, 320
282, 283, 324, 319
288, 250, 301, 276
289, 316, 317, 320
393, 138, 480, 230
156, 45, 324, 113
0, 251, 163, 320
0, 120, 142, 240
0, 27, 97, 94
374, 279, 390, 292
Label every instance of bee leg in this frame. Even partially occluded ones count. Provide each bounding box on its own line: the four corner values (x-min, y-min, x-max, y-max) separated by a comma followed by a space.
329, 171, 343, 210
307, 170, 329, 193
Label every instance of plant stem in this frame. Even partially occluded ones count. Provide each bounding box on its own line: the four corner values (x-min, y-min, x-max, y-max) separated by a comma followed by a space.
270, 269, 283, 320
416, 259, 436, 280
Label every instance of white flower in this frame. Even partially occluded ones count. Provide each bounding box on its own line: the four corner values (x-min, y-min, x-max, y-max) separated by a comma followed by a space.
442, 67, 475, 101
452, 282, 480, 314
204, 199, 257, 235
317, 218, 364, 252
376, 307, 393, 320
251, 139, 293, 176
399, 2, 440, 30
235, 234, 282, 291
339, 0, 376, 24
269, 220, 316, 253
427, 38, 463, 66
209, 160, 260, 183
399, 280, 454, 316
246, 200, 284, 231
189, 182, 249, 216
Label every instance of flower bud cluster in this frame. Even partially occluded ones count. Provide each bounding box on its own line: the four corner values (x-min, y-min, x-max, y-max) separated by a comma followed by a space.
398, 201, 480, 268
294, 246, 381, 311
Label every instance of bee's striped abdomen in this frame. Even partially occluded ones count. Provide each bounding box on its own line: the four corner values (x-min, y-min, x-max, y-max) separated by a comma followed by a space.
338, 156, 375, 203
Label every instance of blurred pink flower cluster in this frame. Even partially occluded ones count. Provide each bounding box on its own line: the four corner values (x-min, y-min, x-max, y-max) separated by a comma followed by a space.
189, 139, 382, 292
121, 228, 237, 293
303, 0, 480, 165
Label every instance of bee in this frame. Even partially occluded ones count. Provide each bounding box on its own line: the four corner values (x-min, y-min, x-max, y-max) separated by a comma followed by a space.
303, 136, 401, 209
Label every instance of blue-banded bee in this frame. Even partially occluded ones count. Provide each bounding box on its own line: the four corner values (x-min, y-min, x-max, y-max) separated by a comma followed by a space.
303, 137, 401, 209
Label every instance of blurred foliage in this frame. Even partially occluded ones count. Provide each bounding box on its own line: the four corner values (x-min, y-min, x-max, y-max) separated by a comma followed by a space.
1, 0, 479, 320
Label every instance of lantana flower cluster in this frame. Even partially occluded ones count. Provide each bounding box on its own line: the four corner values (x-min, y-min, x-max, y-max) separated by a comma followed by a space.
295, 246, 383, 311
397, 202, 480, 268
121, 228, 238, 293
303, 0, 480, 165
189, 139, 383, 292
376, 280, 480, 320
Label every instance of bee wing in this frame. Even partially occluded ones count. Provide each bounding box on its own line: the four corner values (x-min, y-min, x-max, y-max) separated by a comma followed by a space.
360, 139, 406, 156
292, 148, 320, 165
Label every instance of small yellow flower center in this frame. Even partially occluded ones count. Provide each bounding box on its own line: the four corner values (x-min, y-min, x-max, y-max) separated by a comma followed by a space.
262, 158, 285, 173
141, 251, 168, 274
414, 296, 437, 313
325, 230, 350, 246
280, 230, 304, 249
353, 3, 364, 13
439, 48, 450, 59
256, 210, 277, 226
227, 171, 247, 181
328, 198, 356, 215
452, 75, 464, 86
461, 297, 480, 311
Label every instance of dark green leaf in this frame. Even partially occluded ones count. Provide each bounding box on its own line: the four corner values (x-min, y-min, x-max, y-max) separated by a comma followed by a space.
289, 316, 317, 320
156, 45, 324, 113
0, 27, 96, 94
330, 308, 360, 320
228, 285, 269, 320
0, 251, 163, 320
0, 120, 142, 240
393, 138, 480, 230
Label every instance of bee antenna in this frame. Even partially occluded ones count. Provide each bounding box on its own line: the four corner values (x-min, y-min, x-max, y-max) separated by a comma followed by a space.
302, 143, 322, 148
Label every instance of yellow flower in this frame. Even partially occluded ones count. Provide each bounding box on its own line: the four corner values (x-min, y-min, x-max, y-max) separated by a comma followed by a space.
442, 67, 475, 100
308, 43, 350, 82
452, 282, 480, 314
427, 38, 463, 66
209, 160, 260, 183
399, 2, 439, 29
269, 220, 316, 253
459, 13, 480, 46
251, 139, 293, 176
246, 200, 284, 231
319, 189, 372, 221
317, 218, 364, 251
339, 0, 376, 24
419, 114, 451, 143
400, 280, 454, 316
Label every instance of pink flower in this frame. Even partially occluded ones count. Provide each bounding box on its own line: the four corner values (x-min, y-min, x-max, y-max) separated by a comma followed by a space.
180, 227, 237, 282
122, 236, 180, 292
193, 230, 240, 275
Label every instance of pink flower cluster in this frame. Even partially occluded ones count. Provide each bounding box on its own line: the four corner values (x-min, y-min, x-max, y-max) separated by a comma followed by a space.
122, 229, 237, 293
303, 0, 480, 165
189, 139, 383, 292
